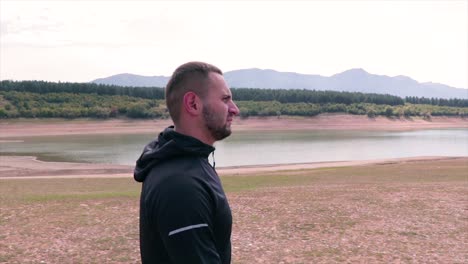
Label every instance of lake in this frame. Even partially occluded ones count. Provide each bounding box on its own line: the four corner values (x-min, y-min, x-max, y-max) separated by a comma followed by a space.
1, 129, 467, 167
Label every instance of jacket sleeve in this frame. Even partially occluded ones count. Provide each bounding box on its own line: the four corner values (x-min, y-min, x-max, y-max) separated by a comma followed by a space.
155, 178, 221, 263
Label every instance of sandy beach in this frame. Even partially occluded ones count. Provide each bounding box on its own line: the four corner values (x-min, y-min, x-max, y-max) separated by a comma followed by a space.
1, 114, 467, 178
1, 154, 467, 180
1, 114, 467, 139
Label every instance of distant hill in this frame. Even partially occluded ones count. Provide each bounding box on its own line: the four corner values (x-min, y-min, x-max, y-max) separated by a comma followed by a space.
91, 68, 468, 99
92, 73, 169, 88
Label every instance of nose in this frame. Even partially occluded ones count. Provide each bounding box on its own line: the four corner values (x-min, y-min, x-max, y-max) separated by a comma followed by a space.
229, 101, 240, 116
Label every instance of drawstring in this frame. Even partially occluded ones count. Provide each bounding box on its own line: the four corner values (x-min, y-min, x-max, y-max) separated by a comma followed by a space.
211, 151, 216, 169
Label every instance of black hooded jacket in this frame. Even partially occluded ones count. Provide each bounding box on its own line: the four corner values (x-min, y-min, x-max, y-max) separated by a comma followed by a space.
134, 126, 232, 264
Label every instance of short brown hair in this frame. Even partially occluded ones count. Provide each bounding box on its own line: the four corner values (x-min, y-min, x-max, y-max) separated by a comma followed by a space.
165, 61, 223, 123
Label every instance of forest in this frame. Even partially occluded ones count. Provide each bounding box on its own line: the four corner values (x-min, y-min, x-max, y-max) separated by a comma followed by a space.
0, 80, 467, 119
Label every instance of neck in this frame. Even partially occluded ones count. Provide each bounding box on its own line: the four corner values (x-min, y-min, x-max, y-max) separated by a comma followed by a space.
174, 124, 215, 146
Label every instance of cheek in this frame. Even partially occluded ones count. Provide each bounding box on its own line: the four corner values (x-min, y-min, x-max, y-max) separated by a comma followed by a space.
216, 102, 229, 112
216, 105, 228, 117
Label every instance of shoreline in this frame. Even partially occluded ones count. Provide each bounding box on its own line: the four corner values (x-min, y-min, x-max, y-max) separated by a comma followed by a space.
1, 115, 467, 179
0, 114, 467, 138
1, 155, 466, 179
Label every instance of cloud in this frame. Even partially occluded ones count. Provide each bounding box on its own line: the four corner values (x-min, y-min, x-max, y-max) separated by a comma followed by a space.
1, 0, 466, 88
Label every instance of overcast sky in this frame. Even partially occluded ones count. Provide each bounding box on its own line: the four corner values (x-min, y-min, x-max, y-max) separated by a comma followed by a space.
1, 0, 467, 89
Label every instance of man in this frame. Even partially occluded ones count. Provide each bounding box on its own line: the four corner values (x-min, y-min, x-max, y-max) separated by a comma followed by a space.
134, 61, 240, 263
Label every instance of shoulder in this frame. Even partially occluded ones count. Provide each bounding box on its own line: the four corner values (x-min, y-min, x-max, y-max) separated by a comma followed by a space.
144, 156, 213, 195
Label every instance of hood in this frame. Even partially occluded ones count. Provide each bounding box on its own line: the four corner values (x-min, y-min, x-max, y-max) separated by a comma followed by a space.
134, 126, 215, 182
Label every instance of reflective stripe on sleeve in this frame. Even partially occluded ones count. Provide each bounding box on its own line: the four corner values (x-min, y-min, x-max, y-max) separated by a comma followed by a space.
168, 223, 209, 236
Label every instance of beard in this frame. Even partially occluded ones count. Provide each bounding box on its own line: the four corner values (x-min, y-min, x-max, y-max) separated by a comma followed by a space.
202, 103, 232, 141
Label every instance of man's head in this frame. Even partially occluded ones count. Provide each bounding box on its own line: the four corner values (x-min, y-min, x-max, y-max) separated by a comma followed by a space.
165, 61, 239, 144
166, 62, 222, 123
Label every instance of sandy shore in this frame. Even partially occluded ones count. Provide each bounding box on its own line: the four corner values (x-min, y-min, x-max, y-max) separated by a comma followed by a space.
0, 114, 467, 139
1, 155, 466, 179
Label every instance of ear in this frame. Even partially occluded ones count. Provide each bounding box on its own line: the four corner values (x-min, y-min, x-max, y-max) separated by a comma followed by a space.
182, 91, 201, 116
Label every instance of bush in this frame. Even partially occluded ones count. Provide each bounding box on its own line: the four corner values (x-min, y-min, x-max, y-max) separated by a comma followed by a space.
0, 107, 7, 118
385, 107, 394, 117
127, 104, 149, 118
89, 107, 110, 118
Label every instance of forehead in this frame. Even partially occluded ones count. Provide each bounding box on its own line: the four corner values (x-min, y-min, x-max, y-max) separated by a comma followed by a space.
206, 72, 231, 95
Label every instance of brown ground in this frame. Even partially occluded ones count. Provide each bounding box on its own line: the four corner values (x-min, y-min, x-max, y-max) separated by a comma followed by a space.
1, 114, 467, 139
1, 158, 467, 263
0, 155, 460, 179
229, 160, 468, 263
0, 156, 132, 179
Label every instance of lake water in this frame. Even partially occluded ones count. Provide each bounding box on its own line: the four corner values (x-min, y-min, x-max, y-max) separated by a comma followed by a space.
1, 129, 467, 167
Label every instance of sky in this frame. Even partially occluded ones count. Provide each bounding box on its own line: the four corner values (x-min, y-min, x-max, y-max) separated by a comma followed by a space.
1, 0, 467, 89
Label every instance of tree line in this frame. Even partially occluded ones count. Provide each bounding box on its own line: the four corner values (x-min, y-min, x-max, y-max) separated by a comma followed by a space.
1, 90, 466, 119
405, 96, 468, 107
3, 80, 467, 106
0, 91, 167, 119
0, 80, 467, 119
236, 100, 466, 119
0, 80, 165, 99
231, 88, 405, 106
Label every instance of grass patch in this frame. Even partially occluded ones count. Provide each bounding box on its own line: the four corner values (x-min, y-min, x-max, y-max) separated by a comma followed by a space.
0, 178, 140, 202
24, 191, 139, 202
221, 159, 468, 192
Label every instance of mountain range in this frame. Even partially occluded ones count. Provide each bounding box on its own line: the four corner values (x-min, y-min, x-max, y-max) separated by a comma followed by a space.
91, 68, 468, 99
